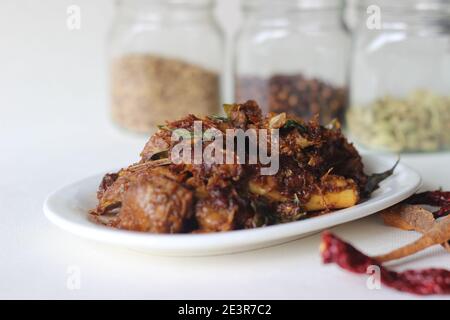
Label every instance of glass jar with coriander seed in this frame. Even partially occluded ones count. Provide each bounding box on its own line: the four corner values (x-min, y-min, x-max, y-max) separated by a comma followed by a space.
234, 0, 351, 125
348, 0, 450, 152
108, 0, 223, 133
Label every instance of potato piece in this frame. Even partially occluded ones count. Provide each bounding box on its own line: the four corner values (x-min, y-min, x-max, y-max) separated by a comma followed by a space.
305, 188, 359, 211
248, 179, 288, 202
249, 175, 359, 211
305, 175, 359, 211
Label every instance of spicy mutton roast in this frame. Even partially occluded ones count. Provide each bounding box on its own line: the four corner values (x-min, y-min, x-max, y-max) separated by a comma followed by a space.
91, 101, 368, 233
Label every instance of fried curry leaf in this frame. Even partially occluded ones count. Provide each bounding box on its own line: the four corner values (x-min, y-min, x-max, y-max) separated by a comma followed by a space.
250, 198, 275, 227
282, 119, 308, 134
364, 159, 400, 196
150, 149, 169, 160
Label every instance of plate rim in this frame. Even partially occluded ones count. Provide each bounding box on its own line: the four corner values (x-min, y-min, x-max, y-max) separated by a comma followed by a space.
43, 154, 421, 254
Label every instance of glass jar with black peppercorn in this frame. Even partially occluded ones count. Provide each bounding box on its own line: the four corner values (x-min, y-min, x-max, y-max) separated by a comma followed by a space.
108, 0, 223, 133
348, 0, 450, 152
234, 0, 350, 125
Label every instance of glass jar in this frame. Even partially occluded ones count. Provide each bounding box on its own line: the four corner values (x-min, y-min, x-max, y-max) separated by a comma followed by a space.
234, 0, 350, 125
348, 0, 450, 152
108, 0, 223, 133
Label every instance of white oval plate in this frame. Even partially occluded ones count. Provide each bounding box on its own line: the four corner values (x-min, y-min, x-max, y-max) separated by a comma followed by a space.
44, 154, 421, 256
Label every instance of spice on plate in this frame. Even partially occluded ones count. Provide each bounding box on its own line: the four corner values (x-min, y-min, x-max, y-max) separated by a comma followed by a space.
347, 90, 450, 152
320, 231, 450, 295
111, 54, 220, 133
235, 74, 348, 125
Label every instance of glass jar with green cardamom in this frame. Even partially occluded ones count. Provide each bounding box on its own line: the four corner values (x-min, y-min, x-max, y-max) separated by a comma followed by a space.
348, 0, 450, 152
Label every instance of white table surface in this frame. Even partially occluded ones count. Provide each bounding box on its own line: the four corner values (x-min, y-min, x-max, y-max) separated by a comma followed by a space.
0, 0, 449, 300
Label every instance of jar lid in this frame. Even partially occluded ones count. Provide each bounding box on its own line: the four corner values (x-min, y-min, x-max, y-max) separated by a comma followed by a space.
242, 0, 344, 11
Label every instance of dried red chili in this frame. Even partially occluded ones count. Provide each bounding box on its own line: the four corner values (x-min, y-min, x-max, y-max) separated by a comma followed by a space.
405, 191, 450, 218
321, 232, 450, 295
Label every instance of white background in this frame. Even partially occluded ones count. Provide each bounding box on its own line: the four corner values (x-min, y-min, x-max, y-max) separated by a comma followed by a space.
0, 0, 449, 300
